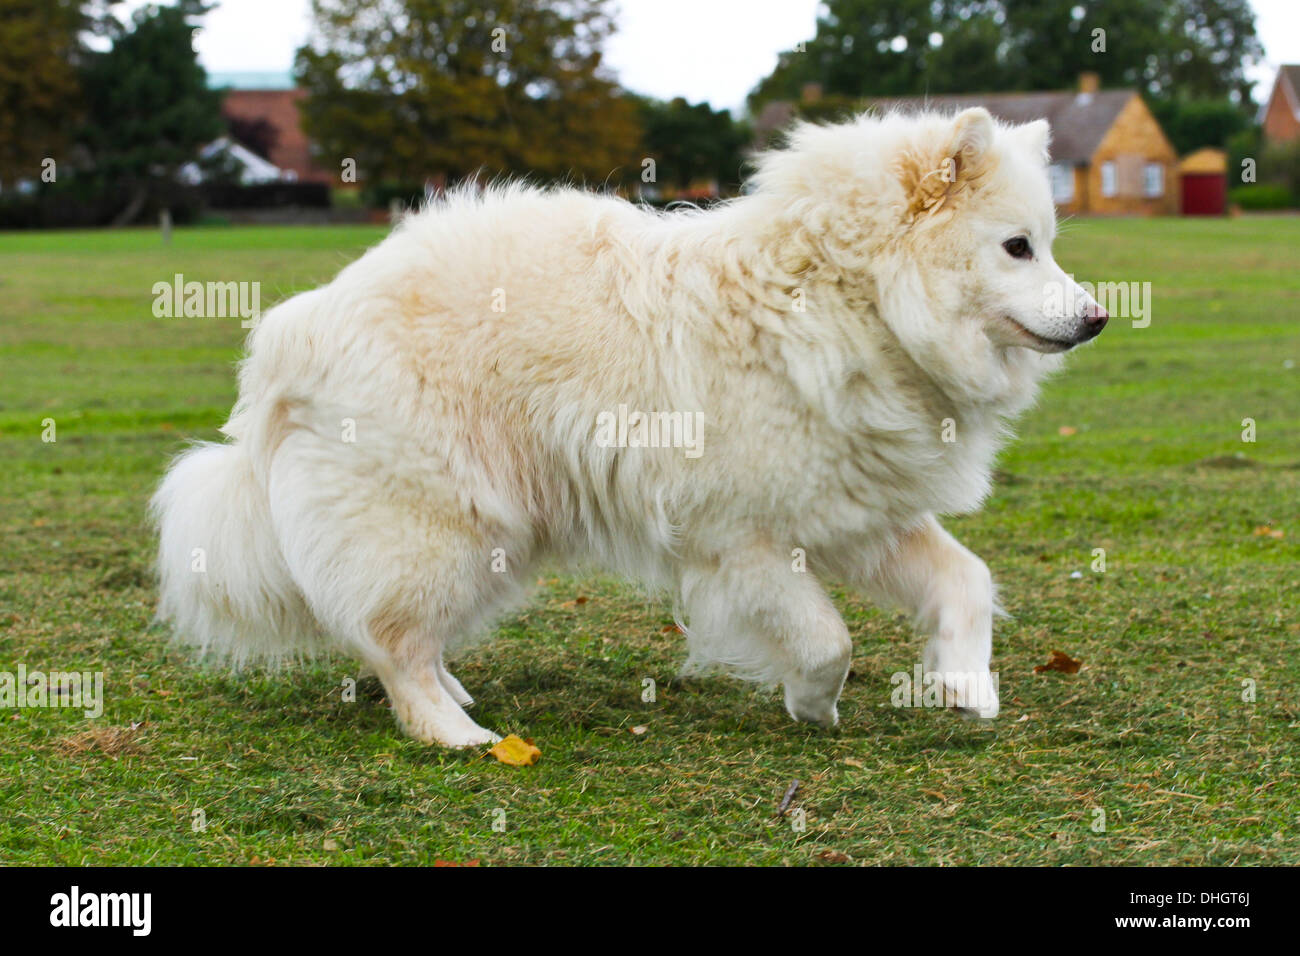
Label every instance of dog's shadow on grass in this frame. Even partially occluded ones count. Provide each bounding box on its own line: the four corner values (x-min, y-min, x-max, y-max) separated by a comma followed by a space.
178, 652, 999, 763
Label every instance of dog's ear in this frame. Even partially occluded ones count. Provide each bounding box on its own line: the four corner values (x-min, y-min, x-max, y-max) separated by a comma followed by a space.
899, 107, 996, 219
947, 106, 996, 178
1015, 118, 1051, 164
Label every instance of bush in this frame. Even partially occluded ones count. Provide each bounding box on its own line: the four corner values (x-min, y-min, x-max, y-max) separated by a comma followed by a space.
1228, 184, 1295, 210
1226, 127, 1262, 190
1261, 138, 1300, 201
1150, 98, 1251, 155
198, 181, 331, 209
362, 182, 428, 210
0, 178, 203, 229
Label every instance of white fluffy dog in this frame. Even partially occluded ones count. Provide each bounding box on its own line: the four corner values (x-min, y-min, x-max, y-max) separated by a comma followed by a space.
153, 107, 1107, 747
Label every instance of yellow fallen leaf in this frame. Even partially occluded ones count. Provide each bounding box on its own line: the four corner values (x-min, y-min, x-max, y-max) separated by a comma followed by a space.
488, 734, 541, 766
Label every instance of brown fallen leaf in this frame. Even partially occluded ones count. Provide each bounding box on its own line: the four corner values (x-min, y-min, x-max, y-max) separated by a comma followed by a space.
1034, 650, 1082, 674
1058, 425, 1078, 436
487, 734, 541, 766
1252, 525, 1285, 539
433, 858, 480, 867
816, 850, 851, 864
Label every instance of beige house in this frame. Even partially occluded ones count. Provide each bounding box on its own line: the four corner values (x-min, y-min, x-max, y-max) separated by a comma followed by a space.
868, 75, 1178, 215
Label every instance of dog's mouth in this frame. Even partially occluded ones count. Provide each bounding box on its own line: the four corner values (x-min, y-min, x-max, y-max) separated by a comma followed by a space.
999, 317, 1077, 353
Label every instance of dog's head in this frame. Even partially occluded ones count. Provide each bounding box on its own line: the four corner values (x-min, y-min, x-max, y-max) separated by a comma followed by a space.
891, 107, 1107, 354
751, 108, 1107, 407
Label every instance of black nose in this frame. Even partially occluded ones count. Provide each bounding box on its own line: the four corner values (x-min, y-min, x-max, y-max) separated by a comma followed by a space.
1080, 302, 1108, 340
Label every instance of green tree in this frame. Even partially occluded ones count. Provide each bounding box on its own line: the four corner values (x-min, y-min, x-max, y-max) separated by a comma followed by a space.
77, 0, 224, 223
749, 0, 1262, 111
1001, 0, 1261, 103
0, 0, 119, 188
634, 96, 749, 193
749, 0, 985, 108
295, 0, 641, 189
1151, 98, 1251, 154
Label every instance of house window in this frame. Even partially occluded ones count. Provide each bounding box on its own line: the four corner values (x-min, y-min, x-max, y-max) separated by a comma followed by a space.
1143, 163, 1164, 197
1049, 163, 1075, 203
1100, 161, 1117, 198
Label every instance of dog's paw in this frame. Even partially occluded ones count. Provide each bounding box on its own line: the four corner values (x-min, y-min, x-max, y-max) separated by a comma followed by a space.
395, 704, 502, 749
783, 686, 841, 727
952, 700, 998, 721
451, 727, 502, 749
938, 670, 999, 719
923, 637, 999, 719
411, 723, 501, 749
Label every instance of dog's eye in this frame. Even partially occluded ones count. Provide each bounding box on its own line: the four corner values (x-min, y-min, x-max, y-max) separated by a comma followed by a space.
1003, 237, 1032, 260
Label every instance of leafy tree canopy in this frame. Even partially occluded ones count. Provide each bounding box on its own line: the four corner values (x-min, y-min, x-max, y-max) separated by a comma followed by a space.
76, 0, 224, 220
632, 95, 750, 192
749, 0, 1263, 122
295, 0, 642, 188
0, 0, 120, 185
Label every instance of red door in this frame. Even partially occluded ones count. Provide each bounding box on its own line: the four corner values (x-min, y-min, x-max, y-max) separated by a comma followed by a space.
1182, 173, 1226, 215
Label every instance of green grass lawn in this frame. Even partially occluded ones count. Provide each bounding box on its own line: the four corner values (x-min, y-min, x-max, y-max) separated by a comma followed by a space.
0, 217, 1297, 866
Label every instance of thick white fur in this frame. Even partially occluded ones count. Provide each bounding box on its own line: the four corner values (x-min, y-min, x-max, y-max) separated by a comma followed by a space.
152, 108, 1103, 746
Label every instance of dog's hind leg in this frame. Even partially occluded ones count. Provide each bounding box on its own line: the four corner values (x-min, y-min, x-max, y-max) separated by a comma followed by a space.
862, 514, 999, 718
435, 657, 475, 709
362, 632, 498, 748
266, 431, 518, 745
348, 563, 513, 746
681, 549, 852, 727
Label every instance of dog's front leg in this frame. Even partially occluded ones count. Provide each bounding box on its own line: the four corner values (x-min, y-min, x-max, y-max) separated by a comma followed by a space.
862, 515, 1000, 718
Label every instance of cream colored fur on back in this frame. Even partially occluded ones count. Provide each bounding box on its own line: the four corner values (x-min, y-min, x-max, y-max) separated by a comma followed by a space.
153, 108, 1092, 746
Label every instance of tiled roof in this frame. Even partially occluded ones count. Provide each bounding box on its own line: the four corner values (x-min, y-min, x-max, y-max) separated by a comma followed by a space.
864, 90, 1136, 164
1281, 66, 1300, 119
1283, 65, 1300, 98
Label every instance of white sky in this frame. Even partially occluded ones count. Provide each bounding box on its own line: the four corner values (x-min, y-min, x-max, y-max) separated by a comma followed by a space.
118, 0, 1300, 113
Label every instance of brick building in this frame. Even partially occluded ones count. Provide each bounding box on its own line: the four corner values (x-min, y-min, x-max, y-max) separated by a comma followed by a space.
1259, 65, 1300, 145
221, 88, 332, 184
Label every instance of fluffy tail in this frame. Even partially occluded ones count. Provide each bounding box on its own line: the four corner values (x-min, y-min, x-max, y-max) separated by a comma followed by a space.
150, 442, 319, 666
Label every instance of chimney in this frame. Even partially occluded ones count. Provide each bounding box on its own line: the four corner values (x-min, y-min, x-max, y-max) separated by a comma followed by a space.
1079, 72, 1100, 95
